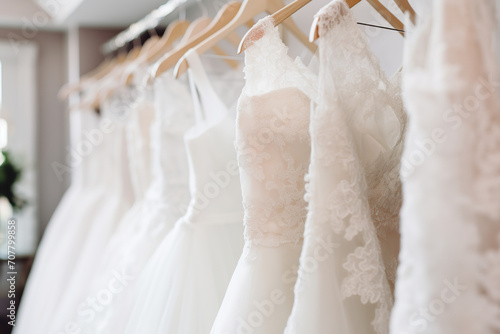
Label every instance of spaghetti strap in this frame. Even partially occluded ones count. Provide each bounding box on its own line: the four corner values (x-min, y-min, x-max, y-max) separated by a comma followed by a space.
185, 50, 228, 124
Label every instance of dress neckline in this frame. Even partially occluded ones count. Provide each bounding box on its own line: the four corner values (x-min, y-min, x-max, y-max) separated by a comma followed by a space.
184, 50, 235, 141
241, 16, 318, 102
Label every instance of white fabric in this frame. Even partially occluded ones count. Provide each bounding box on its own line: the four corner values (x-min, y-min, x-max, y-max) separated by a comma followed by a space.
45, 90, 135, 333
124, 50, 245, 334
284, 1, 406, 334
391, 0, 500, 333
14, 110, 109, 334
75, 73, 194, 334
211, 16, 317, 334
124, 83, 155, 201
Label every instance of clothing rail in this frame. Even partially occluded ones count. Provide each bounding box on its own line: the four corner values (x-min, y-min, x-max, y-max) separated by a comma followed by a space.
101, 0, 193, 55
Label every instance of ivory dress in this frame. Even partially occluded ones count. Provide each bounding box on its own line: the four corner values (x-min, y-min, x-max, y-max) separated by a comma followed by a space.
284, 1, 406, 333
124, 51, 245, 334
78, 70, 195, 334
211, 16, 318, 334
46, 87, 135, 333
14, 108, 113, 334
391, 0, 500, 333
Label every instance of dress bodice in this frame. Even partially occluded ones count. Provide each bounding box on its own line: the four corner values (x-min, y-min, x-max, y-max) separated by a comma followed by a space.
183, 51, 244, 223
72, 108, 103, 189
143, 70, 195, 219
236, 17, 317, 247
184, 117, 242, 221
75, 85, 110, 190
311, 0, 406, 246
100, 93, 134, 202
124, 83, 155, 201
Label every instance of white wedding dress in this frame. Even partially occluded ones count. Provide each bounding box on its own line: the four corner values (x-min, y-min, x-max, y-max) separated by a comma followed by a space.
77, 70, 195, 334
211, 16, 318, 334
14, 108, 113, 334
46, 88, 135, 333
284, 1, 406, 333
391, 0, 500, 333
124, 51, 244, 334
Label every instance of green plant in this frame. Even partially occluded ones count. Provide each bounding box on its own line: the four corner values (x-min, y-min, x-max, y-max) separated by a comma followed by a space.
0, 150, 26, 210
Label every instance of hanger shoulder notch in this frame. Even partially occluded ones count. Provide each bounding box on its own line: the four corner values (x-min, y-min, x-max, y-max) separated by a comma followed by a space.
156, 1, 242, 78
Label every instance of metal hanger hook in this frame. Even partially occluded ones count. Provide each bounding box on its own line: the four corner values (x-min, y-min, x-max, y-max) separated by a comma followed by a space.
196, 0, 208, 17
118, 44, 127, 57
148, 27, 158, 38
132, 36, 141, 49
178, 3, 187, 21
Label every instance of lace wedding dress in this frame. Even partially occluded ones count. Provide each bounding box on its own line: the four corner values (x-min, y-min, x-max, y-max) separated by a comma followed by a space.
77, 70, 195, 334
283, 1, 406, 333
14, 109, 111, 334
211, 16, 318, 334
124, 51, 245, 334
391, 0, 500, 333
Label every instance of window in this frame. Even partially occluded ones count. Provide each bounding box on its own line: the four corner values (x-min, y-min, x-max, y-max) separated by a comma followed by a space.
0, 41, 38, 257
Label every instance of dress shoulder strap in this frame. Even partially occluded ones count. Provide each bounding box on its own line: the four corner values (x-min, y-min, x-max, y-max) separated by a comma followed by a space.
185, 50, 228, 125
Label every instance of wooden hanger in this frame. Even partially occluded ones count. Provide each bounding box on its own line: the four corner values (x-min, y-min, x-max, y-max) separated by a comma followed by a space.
58, 56, 120, 100
153, 1, 242, 78
106, 45, 140, 87
87, 42, 143, 108
310, 0, 405, 42
174, 0, 317, 78
91, 63, 129, 110
122, 20, 190, 85
86, 60, 128, 110
145, 20, 191, 63
91, 51, 128, 83
181, 16, 240, 70
263, 0, 311, 27
180, 17, 213, 43
137, 35, 162, 58
121, 35, 164, 85
393, 0, 416, 23
180, 14, 255, 48
99, 52, 128, 75
238, 0, 312, 53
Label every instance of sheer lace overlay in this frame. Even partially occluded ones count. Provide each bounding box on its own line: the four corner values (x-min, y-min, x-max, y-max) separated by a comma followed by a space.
210, 17, 317, 334
391, 1, 500, 333
236, 16, 318, 247
286, 1, 406, 333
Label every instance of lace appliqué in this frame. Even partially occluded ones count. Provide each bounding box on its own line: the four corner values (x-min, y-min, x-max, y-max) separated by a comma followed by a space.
236, 90, 312, 247
297, 1, 404, 333
242, 17, 318, 103
310, 110, 394, 333
391, 1, 500, 333
472, 69, 500, 331
236, 18, 317, 247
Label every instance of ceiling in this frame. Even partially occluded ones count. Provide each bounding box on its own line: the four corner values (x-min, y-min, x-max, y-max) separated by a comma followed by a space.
0, 0, 432, 32
0, 0, 176, 30
62, 0, 170, 27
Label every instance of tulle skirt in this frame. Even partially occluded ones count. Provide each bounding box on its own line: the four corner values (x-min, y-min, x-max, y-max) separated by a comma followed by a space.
77, 197, 188, 334
45, 191, 132, 333
14, 185, 107, 334
124, 213, 244, 334
211, 243, 302, 334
